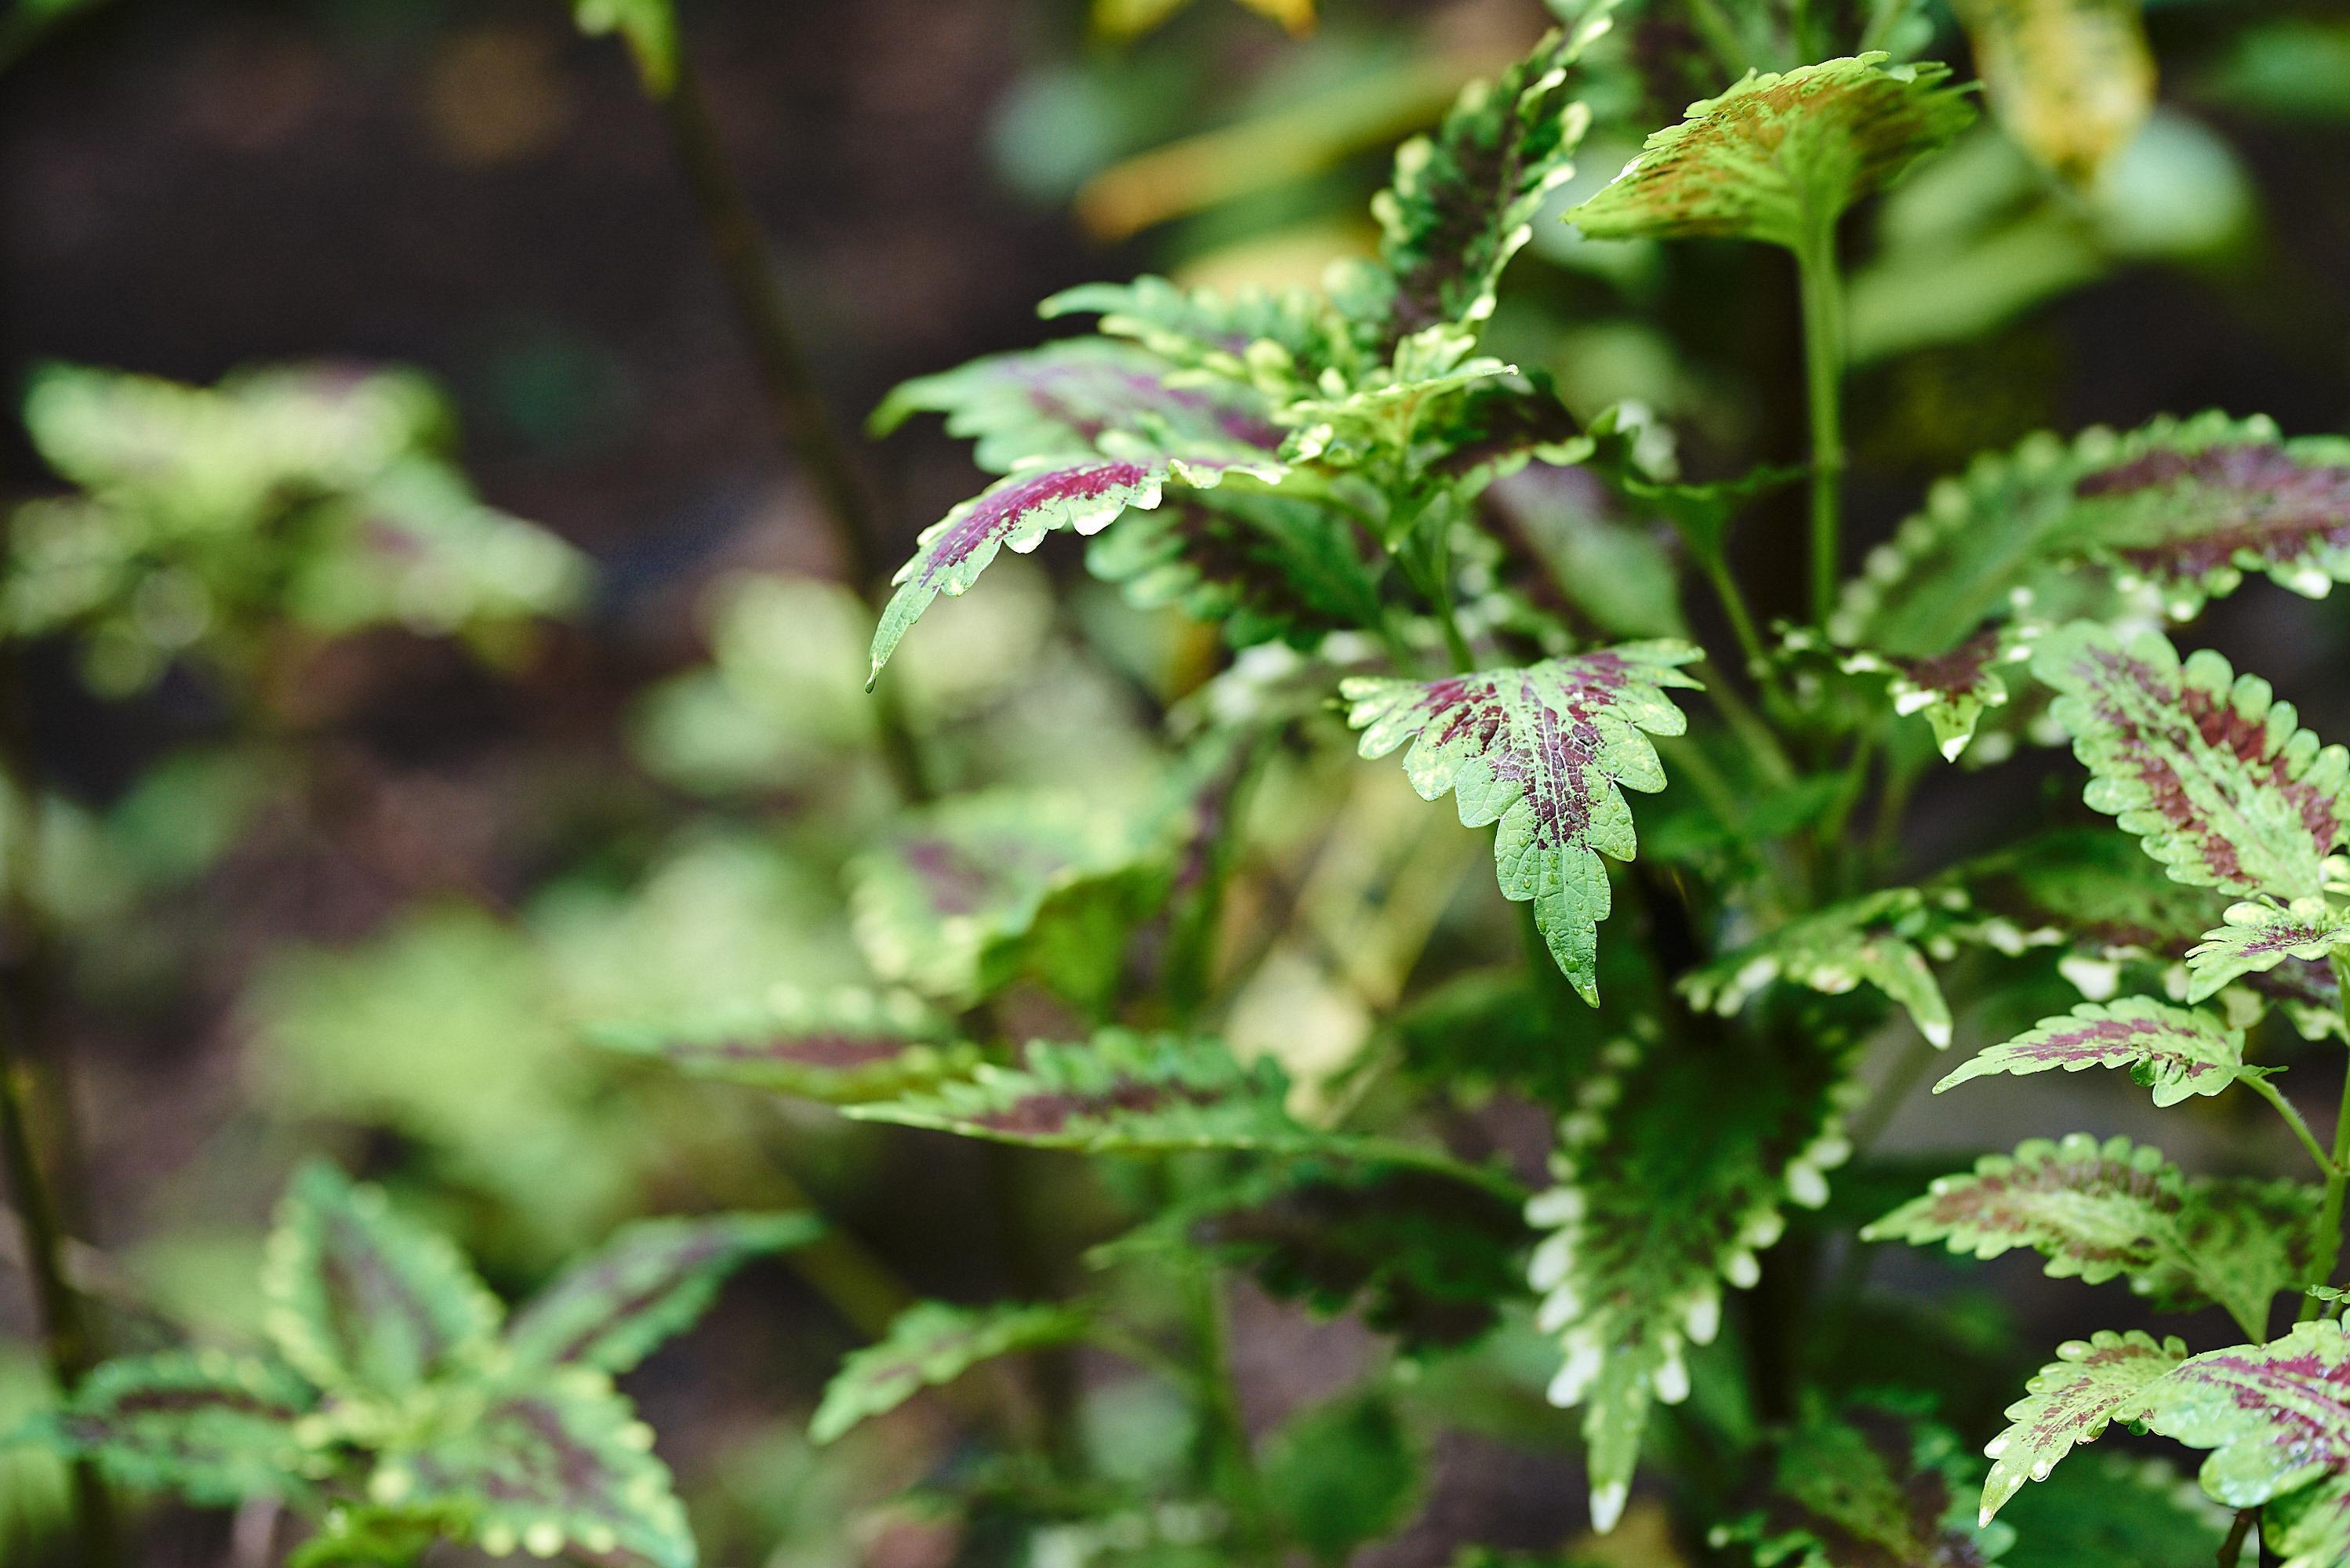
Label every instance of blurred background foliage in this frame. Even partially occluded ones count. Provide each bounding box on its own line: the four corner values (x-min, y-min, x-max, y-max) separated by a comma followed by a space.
2, 0, 2349, 1563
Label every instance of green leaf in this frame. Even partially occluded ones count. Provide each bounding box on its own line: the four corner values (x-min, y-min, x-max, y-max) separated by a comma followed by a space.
1953, 0, 2155, 183
1862, 1135, 2319, 1333
32, 1352, 318, 1507
844, 789, 1168, 1007
2187, 899, 2350, 1004
870, 339, 1284, 474
1100, 1156, 1532, 1350
1683, 887, 1956, 1047
1832, 626, 2035, 764
1564, 55, 1974, 251
377, 1372, 695, 1568
1342, 642, 1702, 1004
573, 0, 680, 96
1932, 999, 2249, 1108
1041, 275, 1363, 401
1978, 1330, 2187, 1524
1084, 491, 1383, 650
1260, 1394, 1423, 1564
1370, 6, 1614, 343
866, 454, 1280, 684
1709, 1399, 2007, 1567
844, 1030, 1316, 1154
503, 1213, 824, 1374
1996, 1453, 2232, 1568
1528, 1025, 1858, 1531
590, 985, 980, 1104
2116, 1320, 2350, 1568
261, 1163, 503, 1400
810, 1301, 1089, 1445
2035, 622, 2350, 900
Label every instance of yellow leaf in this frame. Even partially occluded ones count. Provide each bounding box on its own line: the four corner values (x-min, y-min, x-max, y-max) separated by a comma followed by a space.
1958, 0, 2156, 183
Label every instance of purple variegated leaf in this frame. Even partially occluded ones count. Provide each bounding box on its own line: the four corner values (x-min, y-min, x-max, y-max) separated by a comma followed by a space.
1682, 887, 1956, 1048
1934, 999, 2249, 1108
504, 1212, 825, 1374
1980, 1330, 2187, 1524
2187, 898, 2350, 1004
2116, 1321, 2350, 1568
1840, 627, 2033, 763
867, 454, 1277, 685
383, 1372, 692, 1568
34, 1352, 319, 1508
870, 339, 1284, 474
1710, 1400, 2000, 1566
1343, 642, 1702, 1004
1083, 491, 1382, 650
261, 1162, 503, 1400
810, 1301, 1089, 1445
2034, 623, 2350, 900
590, 985, 978, 1103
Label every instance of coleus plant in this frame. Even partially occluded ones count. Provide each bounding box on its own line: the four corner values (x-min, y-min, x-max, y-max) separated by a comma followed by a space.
16, 1163, 815, 1566
572, 0, 2350, 1561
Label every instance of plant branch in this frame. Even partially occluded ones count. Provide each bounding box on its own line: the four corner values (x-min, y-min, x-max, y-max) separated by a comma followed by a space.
2248, 1074, 2336, 1184
2299, 951, 2350, 1323
2219, 1507, 2256, 1568
1185, 1263, 1272, 1563
1792, 219, 1846, 629
641, 42, 934, 804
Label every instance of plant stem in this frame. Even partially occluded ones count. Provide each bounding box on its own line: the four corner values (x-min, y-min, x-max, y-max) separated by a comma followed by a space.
645, 45, 934, 804
1792, 219, 1846, 629
2299, 952, 2350, 1323
2219, 1508, 2256, 1567
2249, 1075, 2336, 1184
1185, 1264, 1272, 1561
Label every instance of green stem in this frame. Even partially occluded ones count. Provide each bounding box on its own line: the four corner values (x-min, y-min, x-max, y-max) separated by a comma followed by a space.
1793, 220, 1846, 629
2219, 1508, 2256, 1568
642, 42, 934, 805
1185, 1264, 1272, 1561
2248, 1075, 2336, 1184
2299, 953, 2350, 1322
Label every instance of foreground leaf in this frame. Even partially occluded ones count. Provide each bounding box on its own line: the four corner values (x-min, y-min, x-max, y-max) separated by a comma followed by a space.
1371, 5, 1612, 341
1979, 1330, 2187, 1523
844, 1030, 1309, 1154
867, 454, 1277, 683
2035, 622, 2350, 900
262, 1163, 503, 1400
590, 985, 979, 1103
1529, 1025, 1858, 1531
1955, 0, 2156, 183
381, 1374, 694, 1568
504, 1213, 825, 1374
2187, 899, 2350, 1003
1343, 642, 1702, 1004
1710, 1399, 2001, 1567
1564, 55, 1974, 250
1683, 887, 1955, 1047
34, 1352, 317, 1507
1933, 999, 2249, 1108
811, 1301, 1089, 1444
2117, 1321, 2350, 1568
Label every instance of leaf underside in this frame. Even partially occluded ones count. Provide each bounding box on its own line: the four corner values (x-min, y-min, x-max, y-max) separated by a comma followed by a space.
1344, 642, 1702, 1004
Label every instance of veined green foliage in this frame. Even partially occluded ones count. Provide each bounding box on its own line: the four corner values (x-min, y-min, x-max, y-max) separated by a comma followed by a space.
1040, 275, 1364, 403
810, 1301, 1090, 1444
572, 0, 679, 95
1953, 0, 2155, 184
2114, 1321, 2350, 1568
1563, 55, 1975, 251
1863, 1134, 2320, 1334
870, 338, 1285, 475
1368, 4, 1614, 346
1708, 1399, 2007, 1567
867, 453, 1284, 684
2035, 623, 2350, 901
1933, 999, 2250, 1107
27, 1352, 318, 1507
31, 1165, 731, 1566
376, 1372, 695, 1568
846, 1030, 1309, 1155
845, 789, 1172, 1007
1343, 642, 1702, 1004
1084, 490, 1386, 650
262, 1162, 504, 1400
2186, 898, 2350, 1004
1682, 887, 1957, 1047
503, 1213, 825, 1374
1979, 1330, 2186, 1525
10, 362, 586, 695
591, 985, 979, 1104
1527, 1028, 1858, 1532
